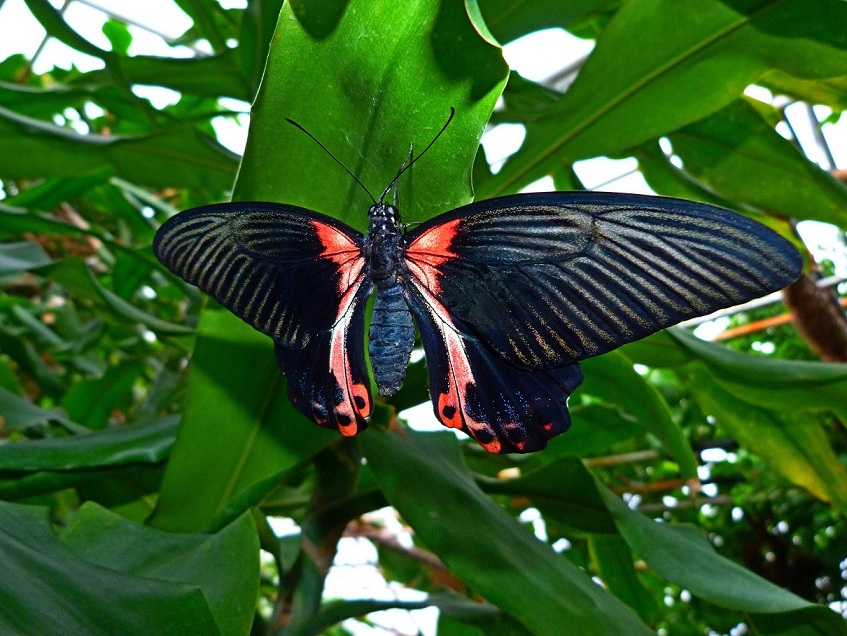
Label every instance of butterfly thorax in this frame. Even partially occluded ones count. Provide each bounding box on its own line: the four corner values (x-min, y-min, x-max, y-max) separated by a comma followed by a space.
366, 202, 404, 288
366, 202, 415, 396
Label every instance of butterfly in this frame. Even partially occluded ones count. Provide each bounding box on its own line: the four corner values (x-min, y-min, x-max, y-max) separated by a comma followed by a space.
153, 111, 802, 454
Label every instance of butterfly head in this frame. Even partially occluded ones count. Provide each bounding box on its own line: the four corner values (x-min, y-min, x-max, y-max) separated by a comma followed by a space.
368, 201, 400, 233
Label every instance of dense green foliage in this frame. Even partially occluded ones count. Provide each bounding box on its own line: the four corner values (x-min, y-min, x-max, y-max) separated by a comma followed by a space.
1, 0, 847, 634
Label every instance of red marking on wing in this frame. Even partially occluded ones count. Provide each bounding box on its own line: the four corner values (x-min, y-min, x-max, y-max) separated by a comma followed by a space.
311, 220, 371, 433
328, 269, 371, 435
412, 280, 502, 454
312, 220, 363, 290
405, 218, 460, 295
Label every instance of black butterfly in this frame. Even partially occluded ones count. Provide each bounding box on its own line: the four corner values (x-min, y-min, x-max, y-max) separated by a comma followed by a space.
153, 113, 802, 454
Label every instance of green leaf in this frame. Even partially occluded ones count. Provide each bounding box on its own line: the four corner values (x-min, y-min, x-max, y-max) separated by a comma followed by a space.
0, 108, 237, 190
625, 329, 847, 421
0, 324, 63, 398
361, 428, 653, 635
237, 0, 284, 96
667, 99, 847, 226
580, 351, 698, 480
685, 367, 847, 513
61, 503, 259, 636
102, 19, 132, 56
289, 593, 501, 636
480, 0, 847, 196
2, 169, 114, 210
760, 69, 847, 110
545, 402, 641, 457
0, 500, 220, 635
599, 485, 847, 635
23, 0, 110, 60
0, 241, 50, 274
153, 0, 509, 532
76, 51, 250, 101
148, 305, 337, 532
62, 362, 144, 430
0, 466, 161, 501
0, 416, 179, 471
482, 453, 617, 535
233, 0, 507, 224
33, 259, 193, 336
0, 386, 82, 433
172, 0, 229, 52
476, 0, 620, 44
589, 535, 658, 624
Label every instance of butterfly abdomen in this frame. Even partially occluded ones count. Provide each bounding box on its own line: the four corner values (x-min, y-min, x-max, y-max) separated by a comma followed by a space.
369, 284, 415, 397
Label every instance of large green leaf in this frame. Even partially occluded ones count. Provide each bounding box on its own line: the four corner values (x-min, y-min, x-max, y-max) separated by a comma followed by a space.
599, 484, 847, 635
479, 0, 847, 196
148, 305, 336, 532
361, 428, 653, 635
0, 108, 237, 190
61, 503, 259, 636
580, 351, 698, 480
686, 367, 847, 513
625, 329, 847, 420
0, 500, 220, 635
0, 416, 179, 471
667, 99, 847, 226
234, 0, 507, 223
152, 0, 509, 532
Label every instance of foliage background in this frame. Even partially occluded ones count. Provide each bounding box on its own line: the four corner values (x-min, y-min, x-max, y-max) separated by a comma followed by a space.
1, 0, 847, 634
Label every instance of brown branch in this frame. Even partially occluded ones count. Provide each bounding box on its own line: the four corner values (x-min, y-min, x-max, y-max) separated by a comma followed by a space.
345, 523, 447, 573
782, 274, 847, 362
345, 522, 467, 592
584, 450, 660, 467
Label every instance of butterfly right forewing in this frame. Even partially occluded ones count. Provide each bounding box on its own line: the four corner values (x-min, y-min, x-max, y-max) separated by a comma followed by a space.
403, 192, 802, 371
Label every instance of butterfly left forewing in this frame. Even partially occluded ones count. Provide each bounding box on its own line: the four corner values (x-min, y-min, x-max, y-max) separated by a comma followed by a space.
154, 202, 374, 435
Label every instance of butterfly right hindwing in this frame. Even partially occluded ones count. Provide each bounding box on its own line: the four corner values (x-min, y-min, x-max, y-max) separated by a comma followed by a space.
404, 279, 584, 453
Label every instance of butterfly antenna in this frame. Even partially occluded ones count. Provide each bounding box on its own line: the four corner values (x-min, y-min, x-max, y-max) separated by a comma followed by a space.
285, 118, 377, 205
379, 107, 455, 202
